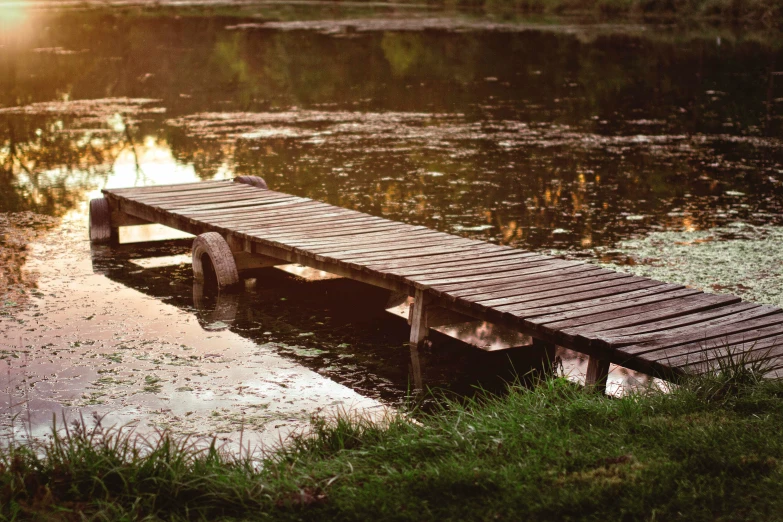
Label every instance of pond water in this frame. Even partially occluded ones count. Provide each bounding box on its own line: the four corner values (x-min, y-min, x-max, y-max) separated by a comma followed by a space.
1, 1, 782, 447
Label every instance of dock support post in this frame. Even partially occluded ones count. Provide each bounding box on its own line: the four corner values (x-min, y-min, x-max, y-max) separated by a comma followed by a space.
532, 338, 558, 377
409, 344, 424, 392
585, 356, 611, 394
407, 288, 430, 393
409, 288, 430, 347
226, 234, 286, 272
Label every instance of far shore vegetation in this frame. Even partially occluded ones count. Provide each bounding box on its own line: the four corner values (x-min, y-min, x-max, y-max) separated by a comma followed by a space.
3, 357, 783, 520
425, 0, 782, 20
36, 0, 783, 23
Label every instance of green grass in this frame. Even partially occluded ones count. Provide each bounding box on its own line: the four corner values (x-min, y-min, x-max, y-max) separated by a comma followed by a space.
3, 365, 783, 520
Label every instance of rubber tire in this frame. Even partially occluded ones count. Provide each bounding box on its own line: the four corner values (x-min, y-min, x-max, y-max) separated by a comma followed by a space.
234, 175, 268, 189
89, 198, 113, 243
192, 232, 240, 289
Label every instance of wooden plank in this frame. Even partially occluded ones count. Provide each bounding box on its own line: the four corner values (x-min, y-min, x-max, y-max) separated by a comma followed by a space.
286, 227, 443, 249
474, 275, 646, 310
202, 200, 342, 223
129, 185, 256, 204
284, 224, 430, 243
393, 253, 548, 278
110, 209, 151, 227
371, 246, 520, 272
105, 180, 231, 195
178, 196, 313, 215
585, 302, 770, 346
462, 271, 632, 306
245, 220, 406, 240
501, 280, 672, 318
179, 189, 307, 208
237, 225, 414, 255
248, 226, 414, 247
559, 294, 742, 345
607, 306, 783, 351
620, 313, 783, 357
103, 193, 211, 237
397, 255, 557, 282
229, 205, 380, 226
309, 235, 476, 258
422, 259, 590, 289
282, 232, 445, 255
158, 191, 289, 209
114, 193, 314, 229
444, 265, 617, 302
524, 286, 698, 327
211, 195, 358, 216
112, 193, 322, 238
421, 259, 582, 289
316, 240, 483, 267
314, 235, 479, 259
289, 233, 450, 253
342, 241, 494, 264
174, 198, 307, 217
534, 292, 735, 333
643, 323, 783, 370
234, 215, 390, 236
125, 183, 256, 200
674, 336, 783, 374
234, 210, 382, 232
444, 265, 607, 299
246, 238, 414, 295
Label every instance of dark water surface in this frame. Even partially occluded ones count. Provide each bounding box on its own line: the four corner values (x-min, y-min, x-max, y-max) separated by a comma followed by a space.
1, 2, 782, 442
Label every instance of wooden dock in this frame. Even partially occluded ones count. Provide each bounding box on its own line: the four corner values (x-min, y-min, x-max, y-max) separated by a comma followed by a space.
91, 177, 783, 389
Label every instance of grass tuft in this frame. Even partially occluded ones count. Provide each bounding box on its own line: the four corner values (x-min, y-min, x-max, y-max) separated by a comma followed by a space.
678, 342, 776, 404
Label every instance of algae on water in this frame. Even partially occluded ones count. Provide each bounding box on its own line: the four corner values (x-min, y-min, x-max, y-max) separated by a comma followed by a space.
577, 223, 783, 308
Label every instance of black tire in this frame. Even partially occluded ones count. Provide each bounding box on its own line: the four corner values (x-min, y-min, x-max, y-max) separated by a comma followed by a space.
234, 175, 268, 189
192, 232, 239, 289
89, 198, 113, 243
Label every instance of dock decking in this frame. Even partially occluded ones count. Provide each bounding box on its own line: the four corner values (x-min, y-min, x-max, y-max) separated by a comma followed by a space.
95, 178, 783, 388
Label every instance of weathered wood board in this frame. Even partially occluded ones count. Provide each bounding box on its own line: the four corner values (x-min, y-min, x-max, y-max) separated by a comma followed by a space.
101, 180, 783, 383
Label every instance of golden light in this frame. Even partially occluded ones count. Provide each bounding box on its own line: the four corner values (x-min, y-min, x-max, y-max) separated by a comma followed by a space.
0, 2, 30, 33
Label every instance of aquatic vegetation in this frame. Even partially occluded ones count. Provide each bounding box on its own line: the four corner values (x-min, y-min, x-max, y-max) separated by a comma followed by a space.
584, 223, 783, 308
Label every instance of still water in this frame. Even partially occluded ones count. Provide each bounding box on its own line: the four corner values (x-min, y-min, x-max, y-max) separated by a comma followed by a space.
1, 2, 782, 446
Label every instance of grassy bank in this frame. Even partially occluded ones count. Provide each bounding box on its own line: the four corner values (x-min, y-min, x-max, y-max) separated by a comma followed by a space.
3, 370, 783, 520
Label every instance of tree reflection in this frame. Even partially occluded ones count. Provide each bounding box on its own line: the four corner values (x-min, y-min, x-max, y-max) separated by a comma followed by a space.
0, 9, 779, 247
0, 116, 131, 215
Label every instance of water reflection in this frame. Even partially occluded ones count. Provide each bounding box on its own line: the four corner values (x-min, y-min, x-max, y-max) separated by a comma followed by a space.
88, 232, 654, 400
1, 216, 390, 448
0, 5, 779, 439
90, 238, 559, 400
1, 11, 781, 246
